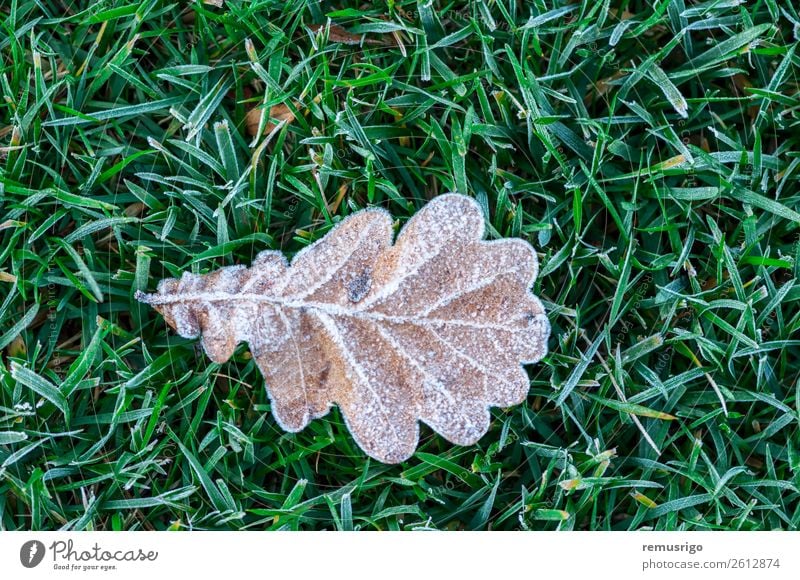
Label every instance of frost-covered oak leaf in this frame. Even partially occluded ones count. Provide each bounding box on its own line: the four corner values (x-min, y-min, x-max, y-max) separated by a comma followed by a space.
136, 194, 550, 463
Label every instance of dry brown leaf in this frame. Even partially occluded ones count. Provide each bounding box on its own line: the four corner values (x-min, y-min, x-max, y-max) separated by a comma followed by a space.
245, 103, 296, 138
124, 202, 146, 217
0, 220, 23, 231
6, 335, 26, 358
307, 23, 383, 46
137, 194, 550, 463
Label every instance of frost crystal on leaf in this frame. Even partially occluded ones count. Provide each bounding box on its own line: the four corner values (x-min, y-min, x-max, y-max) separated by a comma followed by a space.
136, 194, 550, 463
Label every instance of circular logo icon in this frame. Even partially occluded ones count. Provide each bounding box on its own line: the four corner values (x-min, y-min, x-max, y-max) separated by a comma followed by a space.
20, 540, 45, 568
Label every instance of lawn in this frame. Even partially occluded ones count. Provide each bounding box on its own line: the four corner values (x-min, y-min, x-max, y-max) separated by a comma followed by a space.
1, 0, 799, 531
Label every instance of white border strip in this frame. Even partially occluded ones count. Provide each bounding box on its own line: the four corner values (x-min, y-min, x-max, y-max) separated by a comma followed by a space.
1, 531, 798, 579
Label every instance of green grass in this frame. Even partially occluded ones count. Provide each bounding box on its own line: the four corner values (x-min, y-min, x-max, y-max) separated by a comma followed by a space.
1, 0, 799, 531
